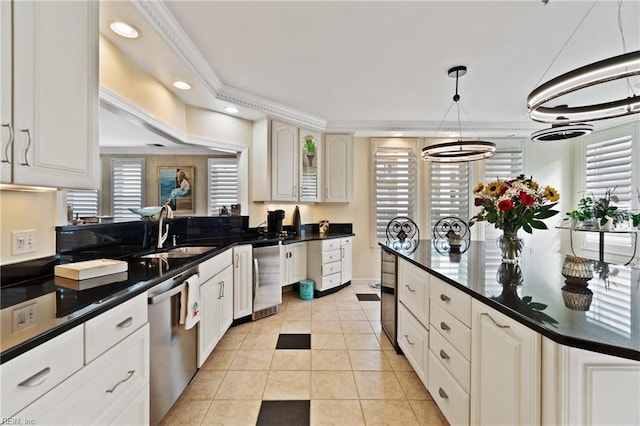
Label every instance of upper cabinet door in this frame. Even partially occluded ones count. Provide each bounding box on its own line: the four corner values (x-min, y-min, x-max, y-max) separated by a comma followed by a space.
12, 1, 99, 189
299, 128, 322, 203
324, 133, 353, 203
271, 120, 299, 201
0, 1, 12, 184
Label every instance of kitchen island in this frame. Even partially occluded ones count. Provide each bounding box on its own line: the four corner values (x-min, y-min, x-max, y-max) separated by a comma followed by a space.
381, 240, 639, 425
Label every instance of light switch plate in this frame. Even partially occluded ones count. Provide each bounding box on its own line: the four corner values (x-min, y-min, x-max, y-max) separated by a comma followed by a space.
11, 230, 37, 255
13, 303, 37, 333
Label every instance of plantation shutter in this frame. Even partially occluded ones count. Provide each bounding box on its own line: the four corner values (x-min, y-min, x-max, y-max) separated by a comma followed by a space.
483, 146, 524, 239
66, 190, 98, 218
428, 162, 470, 230
585, 135, 633, 209
208, 157, 239, 215
373, 140, 418, 240
112, 159, 144, 219
586, 267, 633, 339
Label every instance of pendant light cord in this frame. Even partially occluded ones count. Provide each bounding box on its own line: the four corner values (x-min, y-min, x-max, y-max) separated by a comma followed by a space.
534, 0, 599, 88
618, 0, 637, 96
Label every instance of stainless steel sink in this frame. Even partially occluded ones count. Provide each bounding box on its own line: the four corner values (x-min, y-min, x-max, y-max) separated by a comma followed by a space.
140, 246, 215, 259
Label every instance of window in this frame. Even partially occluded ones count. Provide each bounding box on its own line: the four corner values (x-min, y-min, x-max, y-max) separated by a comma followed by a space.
583, 129, 635, 253
208, 156, 239, 215
66, 190, 98, 218
112, 159, 144, 219
428, 162, 470, 230
372, 139, 418, 242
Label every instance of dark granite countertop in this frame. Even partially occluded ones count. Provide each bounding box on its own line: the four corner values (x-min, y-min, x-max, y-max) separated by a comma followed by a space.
1, 231, 354, 364
380, 240, 640, 361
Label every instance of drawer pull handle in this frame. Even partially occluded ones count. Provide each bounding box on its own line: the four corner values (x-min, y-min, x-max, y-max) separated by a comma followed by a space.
440, 322, 450, 331
106, 370, 135, 394
2, 123, 13, 164
404, 284, 416, 293
481, 312, 510, 329
18, 367, 51, 387
116, 317, 134, 329
440, 294, 451, 302
439, 350, 450, 360
438, 387, 449, 399
403, 334, 415, 345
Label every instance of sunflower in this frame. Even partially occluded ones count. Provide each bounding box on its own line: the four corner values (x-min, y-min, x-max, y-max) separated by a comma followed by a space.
472, 182, 484, 193
530, 180, 539, 190
544, 186, 560, 202
484, 181, 503, 196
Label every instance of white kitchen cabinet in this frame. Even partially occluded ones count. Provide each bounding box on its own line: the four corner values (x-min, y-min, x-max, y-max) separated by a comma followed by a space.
470, 300, 541, 426
299, 129, 322, 202
340, 237, 353, 283
198, 264, 234, 367
19, 324, 150, 425
323, 133, 353, 203
284, 242, 308, 286
398, 303, 429, 381
541, 337, 640, 426
271, 120, 299, 201
1, 0, 12, 183
3, 0, 99, 188
398, 258, 430, 325
233, 245, 253, 320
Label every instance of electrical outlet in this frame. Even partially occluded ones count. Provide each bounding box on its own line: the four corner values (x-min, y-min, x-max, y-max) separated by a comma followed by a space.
13, 303, 37, 333
11, 230, 37, 255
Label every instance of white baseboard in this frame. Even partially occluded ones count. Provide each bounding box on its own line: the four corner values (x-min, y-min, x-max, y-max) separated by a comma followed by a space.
351, 278, 379, 285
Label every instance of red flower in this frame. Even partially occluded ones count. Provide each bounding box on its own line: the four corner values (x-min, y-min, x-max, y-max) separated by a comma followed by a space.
518, 192, 535, 206
474, 197, 484, 206
498, 199, 514, 211
500, 185, 509, 195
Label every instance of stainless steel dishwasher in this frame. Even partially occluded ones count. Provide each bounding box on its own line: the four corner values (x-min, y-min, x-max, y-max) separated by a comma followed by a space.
147, 267, 199, 426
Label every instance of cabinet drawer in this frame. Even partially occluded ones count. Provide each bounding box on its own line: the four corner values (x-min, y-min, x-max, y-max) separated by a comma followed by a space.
430, 277, 471, 326
428, 350, 469, 426
398, 259, 429, 327
322, 239, 341, 251
84, 293, 147, 363
20, 324, 150, 425
322, 261, 341, 276
199, 249, 232, 283
430, 302, 471, 361
0, 326, 84, 417
341, 237, 352, 246
430, 328, 470, 393
318, 272, 342, 291
322, 249, 341, 264
398, 303, 428, 381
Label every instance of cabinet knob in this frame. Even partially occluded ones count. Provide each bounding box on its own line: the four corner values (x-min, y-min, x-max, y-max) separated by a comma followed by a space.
403, 334, 415, 345
439, 350, 450, 360
2, 123, 13, 164
481, 312, 510, 329
440, 294, 451, 302
438, 387, 449, 399
439, 322, 450, 331
20, 128, 31, 167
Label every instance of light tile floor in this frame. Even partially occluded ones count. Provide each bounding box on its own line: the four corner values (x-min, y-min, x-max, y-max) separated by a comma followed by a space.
161, 283, 449, 425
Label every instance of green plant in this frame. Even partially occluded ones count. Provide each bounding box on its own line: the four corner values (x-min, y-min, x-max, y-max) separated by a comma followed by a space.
565, 196, 596, 224
303, 137, 316, 154
593, 188, 628, 226
632, 212, 640, 228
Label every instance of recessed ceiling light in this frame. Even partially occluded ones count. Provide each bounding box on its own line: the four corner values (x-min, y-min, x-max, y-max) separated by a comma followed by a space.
392, 132, 404, 137
172, 80, 191, 90
109, 21, 141, 39
224, 107, 239, 114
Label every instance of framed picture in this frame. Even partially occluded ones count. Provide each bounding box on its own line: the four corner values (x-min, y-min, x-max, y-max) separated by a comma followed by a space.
159, 166, 194, 213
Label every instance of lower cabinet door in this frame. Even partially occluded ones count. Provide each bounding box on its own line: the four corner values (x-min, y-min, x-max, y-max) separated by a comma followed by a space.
397, 303, 428, 381
233, 245, 253, 319
470, 300, 541, 426
19, 324, 149, 424
110, 385, 150, 425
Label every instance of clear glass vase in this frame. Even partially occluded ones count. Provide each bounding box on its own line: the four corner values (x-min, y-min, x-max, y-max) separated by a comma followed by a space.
497, 229, 524, 264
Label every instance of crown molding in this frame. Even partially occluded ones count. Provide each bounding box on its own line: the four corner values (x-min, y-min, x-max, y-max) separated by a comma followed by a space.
133, 0, 326, 132
131, 0, 224, 95
324, 120, 544, 137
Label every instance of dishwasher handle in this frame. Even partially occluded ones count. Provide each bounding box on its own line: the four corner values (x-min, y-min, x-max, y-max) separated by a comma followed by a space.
148, 282, 187, 305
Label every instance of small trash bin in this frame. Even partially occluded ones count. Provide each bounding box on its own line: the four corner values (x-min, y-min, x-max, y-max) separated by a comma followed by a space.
299, 279, 314, 300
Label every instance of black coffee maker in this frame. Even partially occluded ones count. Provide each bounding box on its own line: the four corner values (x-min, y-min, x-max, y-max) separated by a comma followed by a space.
267, 210, 285, 234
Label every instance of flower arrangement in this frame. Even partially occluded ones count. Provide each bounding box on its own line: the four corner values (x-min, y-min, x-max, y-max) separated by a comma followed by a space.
470, 174, 560, 234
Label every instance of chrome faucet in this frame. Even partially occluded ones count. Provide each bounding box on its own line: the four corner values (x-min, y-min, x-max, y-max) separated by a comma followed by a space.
157, 204, 174, 249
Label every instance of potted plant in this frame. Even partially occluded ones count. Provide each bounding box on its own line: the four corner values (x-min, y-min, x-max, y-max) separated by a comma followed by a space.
303, 136, 317, 167
593, 188, 628, 230
632, 212, 640, 229
564, 196, 595, 228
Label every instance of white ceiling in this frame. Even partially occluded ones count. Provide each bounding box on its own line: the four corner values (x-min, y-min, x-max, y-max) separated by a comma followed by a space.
99, 0, 640, 143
